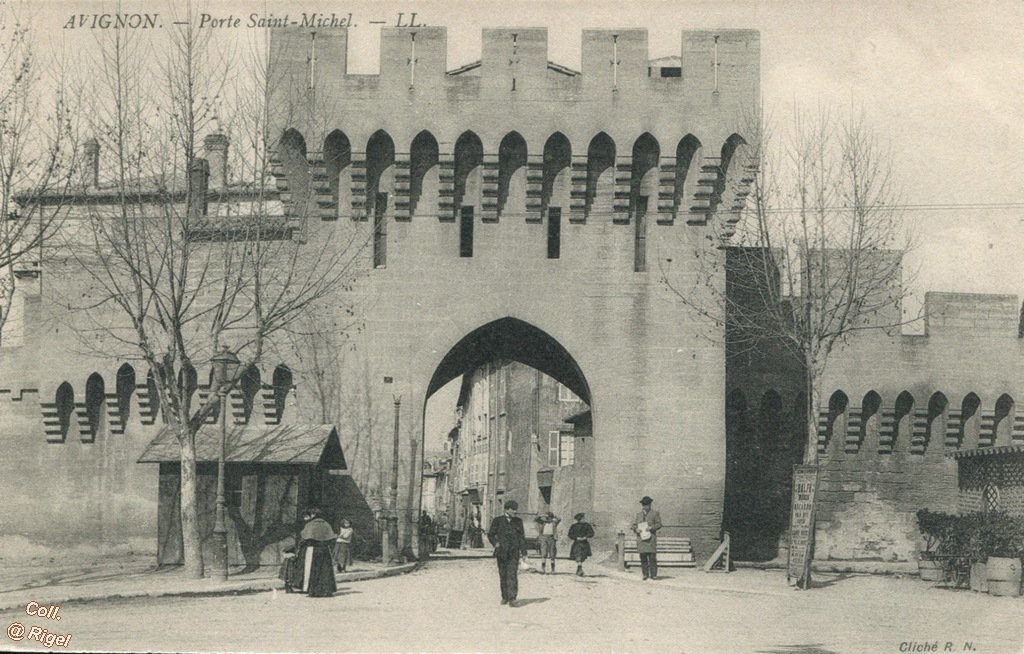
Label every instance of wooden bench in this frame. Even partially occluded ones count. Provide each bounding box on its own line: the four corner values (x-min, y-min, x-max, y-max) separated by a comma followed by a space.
621, 536, 697, 568
523, 537, 542, 554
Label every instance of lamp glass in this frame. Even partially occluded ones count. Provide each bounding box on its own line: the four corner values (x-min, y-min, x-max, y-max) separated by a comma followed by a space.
211, 346, 241, 390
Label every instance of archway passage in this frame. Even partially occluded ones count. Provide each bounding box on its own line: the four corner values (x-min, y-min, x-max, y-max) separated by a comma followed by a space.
723, 388, 805, 561
426, 317, 591, 404
422, 317, 593, 557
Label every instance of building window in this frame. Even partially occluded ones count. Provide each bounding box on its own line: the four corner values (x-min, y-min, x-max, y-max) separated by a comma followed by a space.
983, 483, 1000, 513
227, 473, 244, 509
559, 431, 575, 466
547, 207, 561, 259
373, 192, 388, 268
547, 430, 560, 467
459, 206, 474, 257
558, 383, 578, 402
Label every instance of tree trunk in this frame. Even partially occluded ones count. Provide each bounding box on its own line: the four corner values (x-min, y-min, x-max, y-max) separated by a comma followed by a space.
803, 365, 821, 465
797, 362, 822, 588
179, 428, 205, 578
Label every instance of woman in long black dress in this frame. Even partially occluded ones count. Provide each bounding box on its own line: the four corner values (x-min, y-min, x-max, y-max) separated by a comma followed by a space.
298, 508, 338, 598
568, 512, 595, 577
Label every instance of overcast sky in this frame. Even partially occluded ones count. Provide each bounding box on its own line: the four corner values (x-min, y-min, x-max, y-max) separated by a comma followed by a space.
25, 0, 1024, 445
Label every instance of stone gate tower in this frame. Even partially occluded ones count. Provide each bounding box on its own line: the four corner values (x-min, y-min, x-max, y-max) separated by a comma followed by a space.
268, 25, 759, 556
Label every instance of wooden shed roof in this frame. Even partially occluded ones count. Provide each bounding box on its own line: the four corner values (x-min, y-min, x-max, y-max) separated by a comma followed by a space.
138, 424, 346, 469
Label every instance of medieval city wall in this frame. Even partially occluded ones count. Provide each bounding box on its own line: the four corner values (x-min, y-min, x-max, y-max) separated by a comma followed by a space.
814, 292, 1024, 562
0, 24, 759, 561
729, 289, 1024, 564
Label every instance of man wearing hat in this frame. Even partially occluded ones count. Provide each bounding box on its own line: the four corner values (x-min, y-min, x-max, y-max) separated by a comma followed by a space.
487, 499, 526, 606
631, 496, 663, 580
534, 511, 561, 574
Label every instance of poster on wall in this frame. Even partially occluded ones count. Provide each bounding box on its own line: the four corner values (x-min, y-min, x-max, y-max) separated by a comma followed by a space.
787, 464, 819, 589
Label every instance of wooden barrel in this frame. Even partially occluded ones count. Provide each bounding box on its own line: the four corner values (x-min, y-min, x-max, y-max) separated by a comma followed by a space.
986, 557, 1022, 597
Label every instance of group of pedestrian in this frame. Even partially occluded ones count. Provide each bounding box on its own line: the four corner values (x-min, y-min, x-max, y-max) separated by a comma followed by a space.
486, 501, 596, 607
533, 511, 595, 577
280, 495, 663, 605
486, 495, 662, 605
278, 509, 356, 598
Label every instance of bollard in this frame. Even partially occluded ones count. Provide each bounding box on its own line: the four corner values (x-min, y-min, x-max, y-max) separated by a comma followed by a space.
617, 530, 626, 569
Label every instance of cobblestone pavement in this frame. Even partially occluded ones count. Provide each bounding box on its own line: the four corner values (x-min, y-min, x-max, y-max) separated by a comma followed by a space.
1, 558, 1021, 653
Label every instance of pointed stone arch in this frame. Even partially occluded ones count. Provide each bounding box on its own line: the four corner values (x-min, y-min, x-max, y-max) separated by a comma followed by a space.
541, 132, 571, 217
960, 393, 981, 449
178, 364, 198, 416
85, 372, 106, 442
631, 133, 659, 272
366, 129, 396, 218
56, 382, 74, 442
497, 131, 527, 217
240, 366, 261, 424
146, 368, 164, 424
857, 390, 882, 454
454, 131, 484, 214
925, 391, 949, 454
324, 130, 351, 220
272, 364, 294, 424
891, 391, 915, 454
710, 133, 748, 215
409, 130, 439, 218
115, 363, 136, 429
278, 128, 311, 219
585, 132, 615, 218
993, 393, 1014, 447
673, 134, 701, 217
820, 390, 848, 455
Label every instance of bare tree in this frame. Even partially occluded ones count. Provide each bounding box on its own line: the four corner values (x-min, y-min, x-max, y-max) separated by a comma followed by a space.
664, 104, 914, 583
0, 6, 77, 343
58, 7, 365, 578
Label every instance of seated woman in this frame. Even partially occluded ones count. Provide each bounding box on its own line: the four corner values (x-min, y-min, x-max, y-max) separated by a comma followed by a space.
297, 508, 338, 598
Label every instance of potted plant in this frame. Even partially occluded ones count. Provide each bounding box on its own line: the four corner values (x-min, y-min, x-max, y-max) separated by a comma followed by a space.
937, 511, 1023, 595
975, 512, 1023, 597
915, 509, 950, 582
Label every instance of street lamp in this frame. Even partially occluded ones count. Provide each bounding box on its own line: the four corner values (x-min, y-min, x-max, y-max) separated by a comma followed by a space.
382, 394, 401, 564
211, 345, 240, 582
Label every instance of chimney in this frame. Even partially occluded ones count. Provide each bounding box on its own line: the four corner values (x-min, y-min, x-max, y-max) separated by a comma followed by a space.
204, 132, 229, 190
83, 138, 99, 188
188, 158, 210, 217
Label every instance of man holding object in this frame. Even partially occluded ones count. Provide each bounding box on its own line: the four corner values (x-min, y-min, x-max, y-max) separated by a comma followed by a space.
488, 500, 526, 606
631, 496, 662, 580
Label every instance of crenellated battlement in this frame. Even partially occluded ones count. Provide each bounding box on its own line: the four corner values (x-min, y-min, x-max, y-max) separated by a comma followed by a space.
269, 26, 759, 97
264, 25, 760, 250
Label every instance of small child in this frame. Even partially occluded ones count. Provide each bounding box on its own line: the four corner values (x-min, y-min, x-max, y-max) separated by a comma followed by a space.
278, 545, 299, 593
334, 519, 354, 573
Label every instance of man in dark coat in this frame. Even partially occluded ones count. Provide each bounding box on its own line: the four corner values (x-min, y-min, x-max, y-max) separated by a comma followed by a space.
631, 496, 663, 580
487, 499, 525, 606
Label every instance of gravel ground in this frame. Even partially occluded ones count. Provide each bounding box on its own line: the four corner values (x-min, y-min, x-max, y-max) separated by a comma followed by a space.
1, 558, 1020, 653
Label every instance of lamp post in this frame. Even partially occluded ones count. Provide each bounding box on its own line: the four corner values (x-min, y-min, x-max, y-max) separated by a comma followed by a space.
211, 345, 240, 582
387, 394, 401, 563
